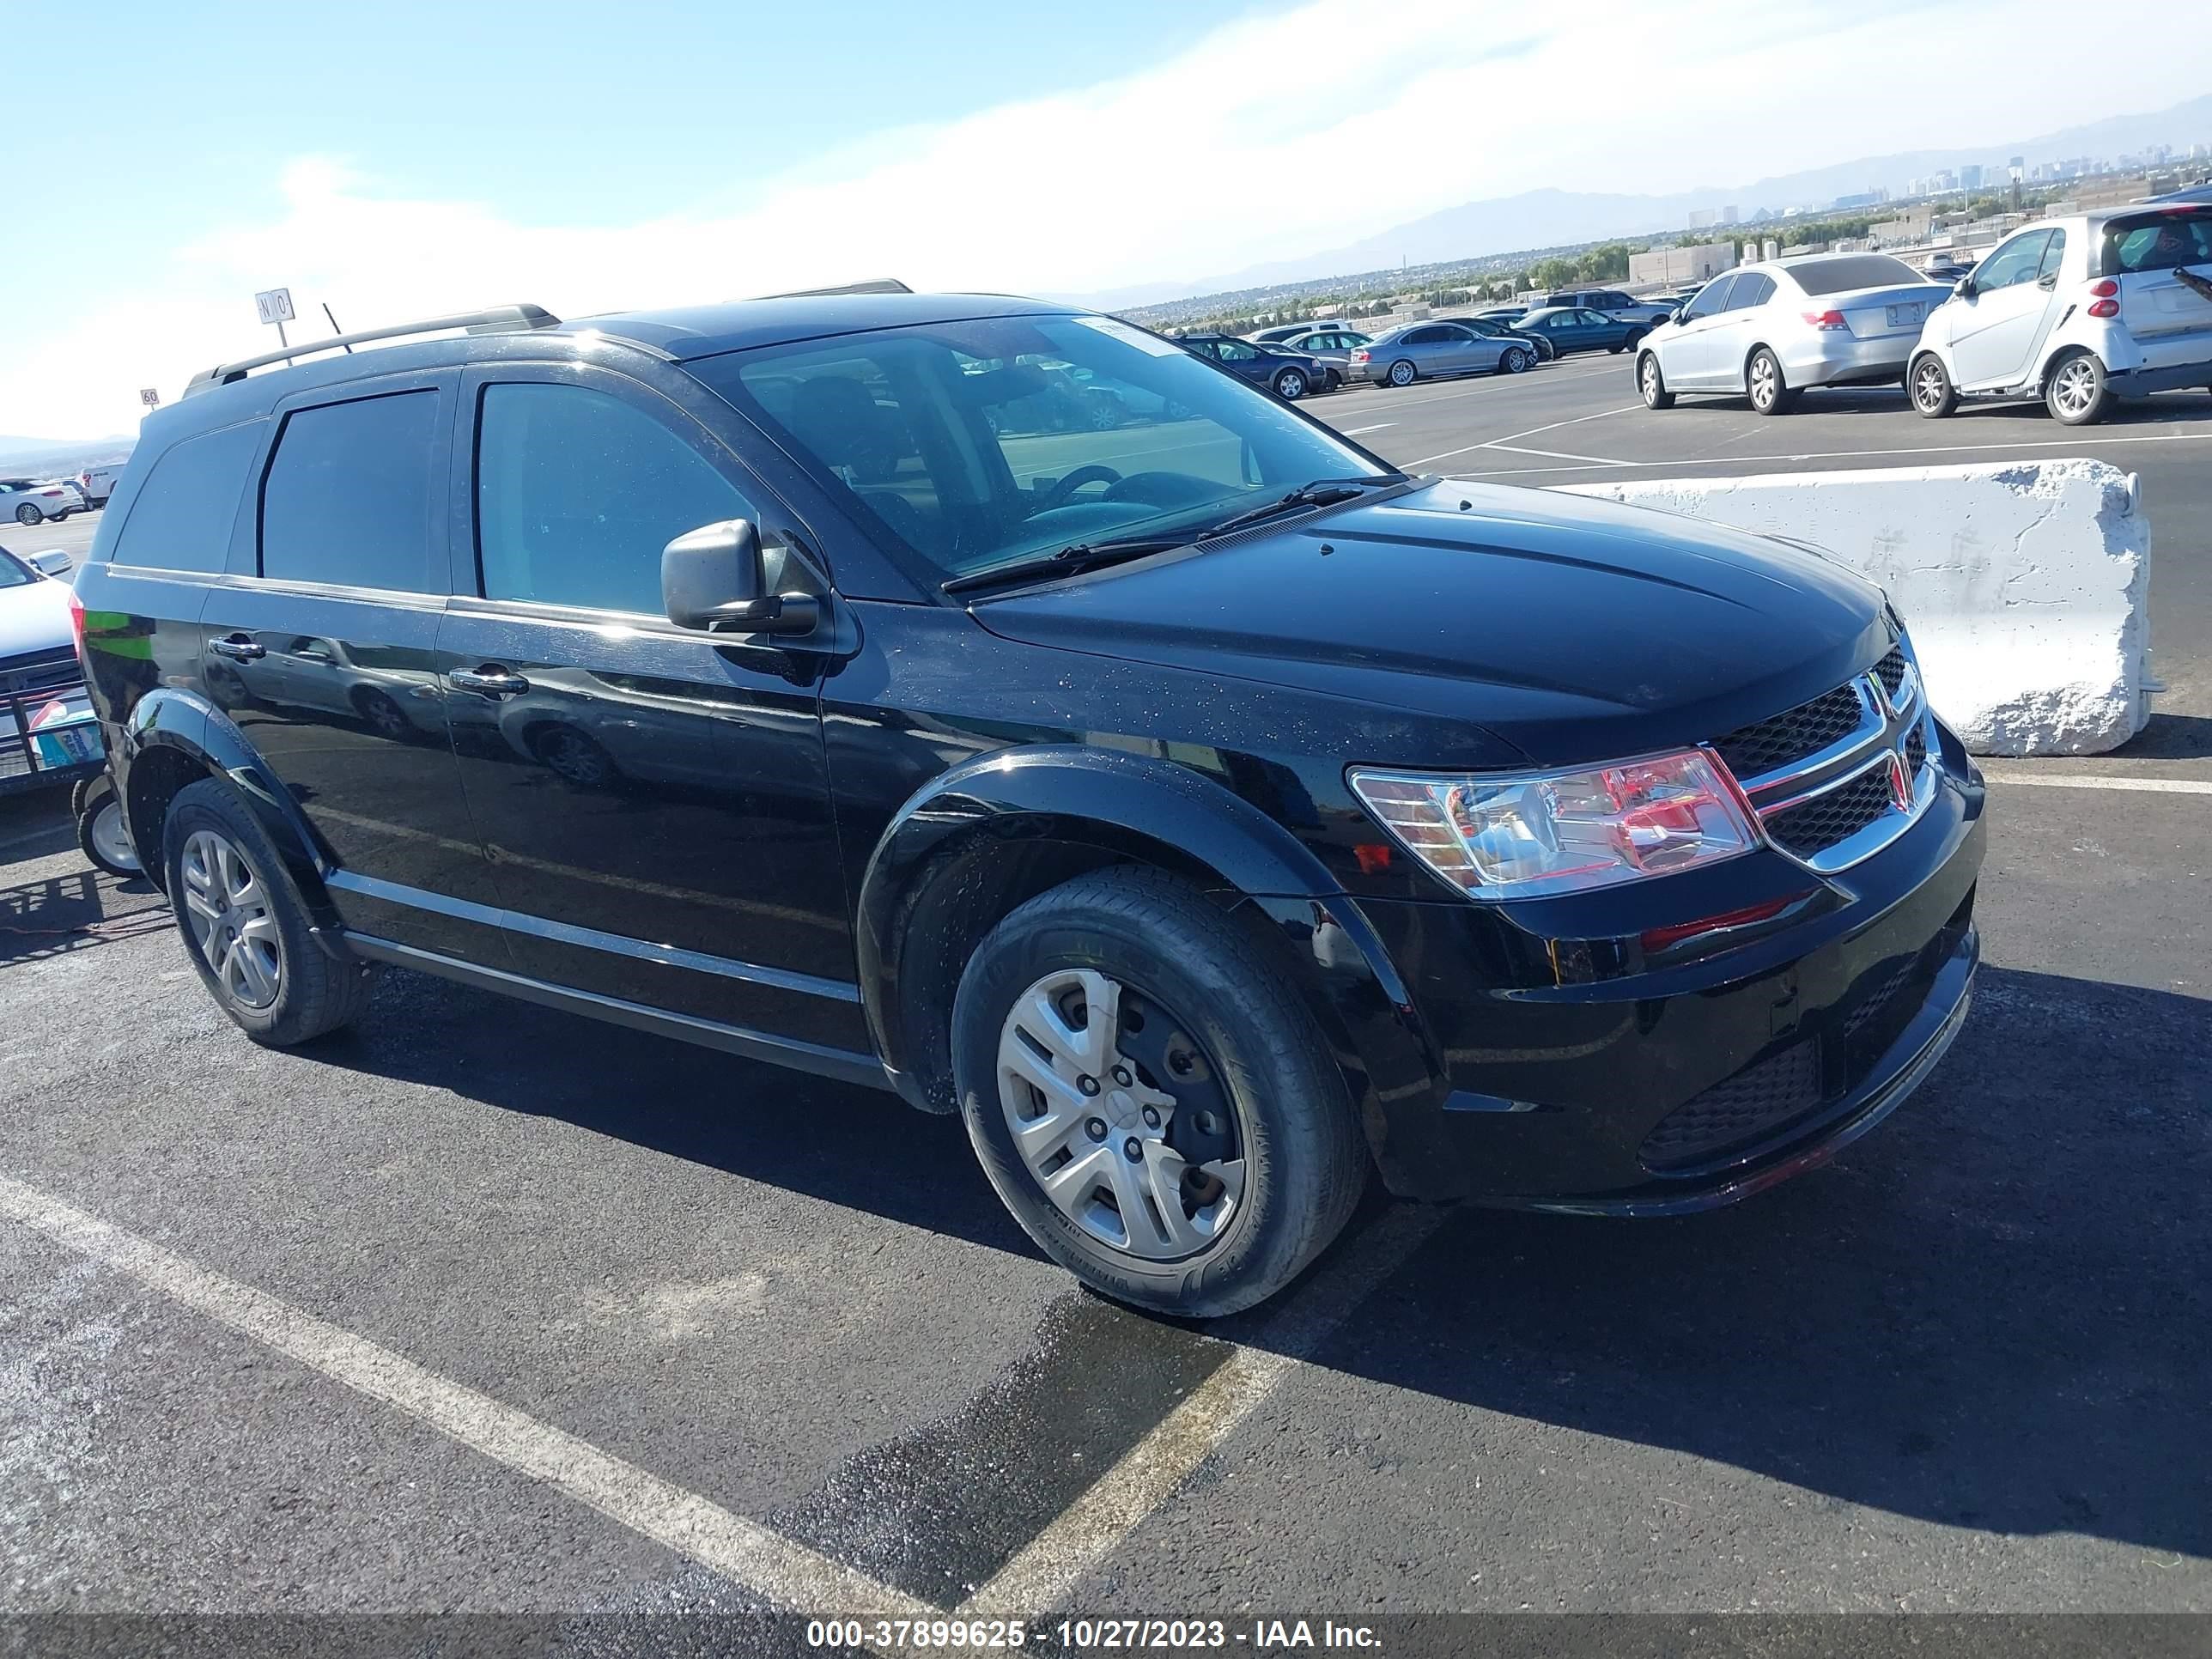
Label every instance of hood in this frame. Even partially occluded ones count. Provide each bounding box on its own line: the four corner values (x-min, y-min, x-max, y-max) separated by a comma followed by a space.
0, 574, 74, 661
968, 478, 1890, 768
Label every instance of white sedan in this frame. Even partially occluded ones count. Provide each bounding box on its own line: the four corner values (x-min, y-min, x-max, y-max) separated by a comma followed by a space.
2, 477, 86, 526
1634, 253, 1954, 415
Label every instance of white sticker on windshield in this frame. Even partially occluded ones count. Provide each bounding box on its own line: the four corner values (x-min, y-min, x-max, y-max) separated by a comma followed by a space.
1068, 315, 1182, 356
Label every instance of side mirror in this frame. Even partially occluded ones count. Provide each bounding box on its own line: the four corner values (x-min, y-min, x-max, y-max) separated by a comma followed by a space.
660, 520, 817, 635
29, 549, 71, 577
1954, 276, 1973, 298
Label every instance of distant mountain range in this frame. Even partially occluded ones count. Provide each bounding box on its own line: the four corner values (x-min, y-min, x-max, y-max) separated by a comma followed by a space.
0, 434, 134, 474
1079, 94, 2212, 310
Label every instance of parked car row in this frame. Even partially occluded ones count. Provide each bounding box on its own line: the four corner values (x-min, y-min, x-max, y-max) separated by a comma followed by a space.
1633, 204, 2212, 426
1, 477, 88, 526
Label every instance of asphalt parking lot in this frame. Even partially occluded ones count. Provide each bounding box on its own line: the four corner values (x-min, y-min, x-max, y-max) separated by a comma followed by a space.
5, 366, 2211, 1647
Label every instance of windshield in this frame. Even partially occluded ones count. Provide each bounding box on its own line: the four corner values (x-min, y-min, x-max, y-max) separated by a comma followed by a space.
690, 313, 1387, 583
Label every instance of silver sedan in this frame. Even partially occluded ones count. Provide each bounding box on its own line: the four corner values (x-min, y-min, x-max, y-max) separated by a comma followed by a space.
1347, 320, 1536, 387
1634, 253, 1954, 415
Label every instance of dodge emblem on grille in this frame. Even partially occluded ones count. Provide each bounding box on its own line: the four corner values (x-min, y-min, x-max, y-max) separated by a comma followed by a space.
1887, 750, 1912, 811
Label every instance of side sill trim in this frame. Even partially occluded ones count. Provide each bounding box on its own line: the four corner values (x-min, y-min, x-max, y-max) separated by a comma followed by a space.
341, 932, 896, 1094
325, 869, 860, 1003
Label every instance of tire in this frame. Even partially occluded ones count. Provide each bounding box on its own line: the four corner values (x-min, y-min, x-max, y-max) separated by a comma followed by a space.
73, 774, 142, 878
15, 503, 41, 526
354, 689, 411, 741
1910, 353, 1957, 420
1272, 368, 1306, 400
161, 778, 373, 1046
1387, 359, 1417, 388
1498, 347, 1529, 375
2046, 350, 2112, 426
532, 724, 617, 787
1638, 352, 1675, 410
952, 866, 1369, 1318
1747, 348, 1798, 415
1322, 369, 1341, 392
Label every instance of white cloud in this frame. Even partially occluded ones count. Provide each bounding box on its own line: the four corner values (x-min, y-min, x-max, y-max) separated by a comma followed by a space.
4, 0, 2206, 436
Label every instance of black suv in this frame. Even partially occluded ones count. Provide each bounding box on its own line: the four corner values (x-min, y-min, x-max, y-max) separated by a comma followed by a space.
73, 292, 1984, 1316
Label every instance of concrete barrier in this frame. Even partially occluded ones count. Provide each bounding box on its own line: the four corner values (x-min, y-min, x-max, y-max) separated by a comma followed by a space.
1552, 459, 2152, 756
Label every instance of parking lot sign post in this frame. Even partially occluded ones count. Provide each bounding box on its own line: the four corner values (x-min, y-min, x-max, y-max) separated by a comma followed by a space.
253, 287, 296, 349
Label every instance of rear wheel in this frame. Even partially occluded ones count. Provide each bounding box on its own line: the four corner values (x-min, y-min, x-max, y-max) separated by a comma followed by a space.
1638, 352, 1675, 410
1272, 368, 1306, 400
161, 778, 373, 1046
953, 866, 1369, 1317
1747, 348, 1799, 415
1910, 353, 1957, 419
1387, 359, 1417, 388
2046, 350, 2112, 425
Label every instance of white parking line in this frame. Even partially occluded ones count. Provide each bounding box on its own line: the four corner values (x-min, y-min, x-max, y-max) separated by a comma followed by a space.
0, 1173, 933, 1620
1342, 423, 1397, 435
1410, 404, 1643, 467
1449, 425, 2212, 478
1984, 772, 2212, 795
958, 1202, 1448, 1620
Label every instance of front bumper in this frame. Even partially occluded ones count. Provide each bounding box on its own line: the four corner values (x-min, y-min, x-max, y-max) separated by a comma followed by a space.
1343, 728, 1987, 1207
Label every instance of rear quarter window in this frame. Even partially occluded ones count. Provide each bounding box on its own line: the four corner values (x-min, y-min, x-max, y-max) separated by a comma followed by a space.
259, 391, 440, 592
108, 420, 264, 573
2101, 212, 2212, 275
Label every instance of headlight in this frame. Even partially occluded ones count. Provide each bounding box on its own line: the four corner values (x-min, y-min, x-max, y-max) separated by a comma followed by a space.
1349, 750, 1761, 900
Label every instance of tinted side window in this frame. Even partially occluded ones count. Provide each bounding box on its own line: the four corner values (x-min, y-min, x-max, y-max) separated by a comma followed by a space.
109, 421, 264, 573
261, 392, 438, 592
476, 382, 756, 616
1729, 274, 1777, 309
1685, 276, 1737, 319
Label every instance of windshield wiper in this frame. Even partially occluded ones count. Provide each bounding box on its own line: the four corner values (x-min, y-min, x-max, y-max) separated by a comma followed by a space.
1194, 475, 1405, 542
940, 533, 1189, 596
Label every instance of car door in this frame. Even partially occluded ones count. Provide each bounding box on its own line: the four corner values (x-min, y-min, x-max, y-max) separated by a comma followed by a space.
1434, 323, 1499, 374
1209, 338, 1268, 386
1662, 275, 1741, 386
436, 362, 860, 1049
1705, 274, 1773, 388
195, 368, 511, 966
1946, 229, 2057, 390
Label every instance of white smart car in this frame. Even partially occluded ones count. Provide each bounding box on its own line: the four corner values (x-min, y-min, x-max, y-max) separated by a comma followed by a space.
1907, 204, 2212, 426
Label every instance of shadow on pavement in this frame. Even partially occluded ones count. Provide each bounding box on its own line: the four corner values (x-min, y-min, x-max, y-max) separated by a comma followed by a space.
1304, 963, 2209, 1561
315, 953, 2206, 1560
2112, 711, 2212, 759
0, 867, 170, 968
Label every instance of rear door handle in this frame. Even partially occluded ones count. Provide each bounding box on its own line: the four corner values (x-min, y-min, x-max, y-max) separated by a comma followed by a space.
209, 635, 265, 661
449, 665, 530, 696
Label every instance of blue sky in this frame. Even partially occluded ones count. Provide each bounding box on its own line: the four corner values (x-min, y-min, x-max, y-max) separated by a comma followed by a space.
4, 0, 2207, 437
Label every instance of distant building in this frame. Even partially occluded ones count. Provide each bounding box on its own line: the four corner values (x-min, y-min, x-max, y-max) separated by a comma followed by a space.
1628, 242, 1739, 286
1959, 164, 1984, 191
1720, 204, 1739, 226
1832, 191, 1883, 210
1688, 209, 1717, 228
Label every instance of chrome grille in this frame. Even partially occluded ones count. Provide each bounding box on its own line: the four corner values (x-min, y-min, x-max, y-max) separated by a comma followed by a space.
1764, 764, 1896, 860
1712, 684, 1868, 779
1872, 646, 1908, 701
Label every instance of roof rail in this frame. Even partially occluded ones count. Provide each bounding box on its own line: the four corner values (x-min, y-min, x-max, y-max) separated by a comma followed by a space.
751, 278, 913, 300
182, 304, 562, 397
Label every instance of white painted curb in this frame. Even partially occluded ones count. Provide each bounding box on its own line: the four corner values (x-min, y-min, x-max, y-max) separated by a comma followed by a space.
1552, 459, 2152, 757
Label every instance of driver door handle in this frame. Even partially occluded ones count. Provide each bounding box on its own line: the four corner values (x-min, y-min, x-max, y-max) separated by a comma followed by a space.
209, 635, 265, 661
449, 665, 530, 697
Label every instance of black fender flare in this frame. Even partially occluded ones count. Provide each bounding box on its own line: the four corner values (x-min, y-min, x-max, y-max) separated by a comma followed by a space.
118, 686, 343, 935
854, 745, 1449, 1183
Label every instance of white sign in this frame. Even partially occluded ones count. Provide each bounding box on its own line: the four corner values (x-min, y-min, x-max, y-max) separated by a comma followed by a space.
139, 387, 161, 407
254, 287, 296, 325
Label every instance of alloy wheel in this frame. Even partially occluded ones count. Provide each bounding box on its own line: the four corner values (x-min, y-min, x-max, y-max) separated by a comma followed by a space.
2052, 358, 2097, 419
1750, 355, 1779, 410
179, 829, 283, 1009
1642, 359, 1661, 399
995, 967, 1245, 1262
1913, 360, 1948, 412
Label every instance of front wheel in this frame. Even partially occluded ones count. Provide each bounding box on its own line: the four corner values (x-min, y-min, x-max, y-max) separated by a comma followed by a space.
1272, 368, 1306, 400
1387, 358, 1417, 388
1910, 353, 1957, 419
2046, 351, 2112, 426
14, 503, 41, 526
1638, 353, 1675, 410
953, 867, 1369, 1317
1498, 347, 1529, 375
